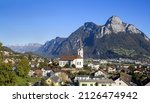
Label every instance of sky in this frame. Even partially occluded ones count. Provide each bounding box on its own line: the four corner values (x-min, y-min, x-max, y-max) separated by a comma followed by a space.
0, 0, 150, 46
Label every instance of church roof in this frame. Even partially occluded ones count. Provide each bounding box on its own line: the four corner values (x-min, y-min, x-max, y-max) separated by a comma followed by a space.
60, 55, 82, 61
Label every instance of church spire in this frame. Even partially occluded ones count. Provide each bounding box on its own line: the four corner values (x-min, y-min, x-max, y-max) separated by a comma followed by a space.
78, 38, 83, 58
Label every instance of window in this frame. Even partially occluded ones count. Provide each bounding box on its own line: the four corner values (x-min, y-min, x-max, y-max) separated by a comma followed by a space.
101, 84, 106, 86
60, 62, 62, 65
82, 84, 87, 86
63, 61, 65, 65
119, 82, 121, 85
77, 62, 81, 65
90, 84, 93, 86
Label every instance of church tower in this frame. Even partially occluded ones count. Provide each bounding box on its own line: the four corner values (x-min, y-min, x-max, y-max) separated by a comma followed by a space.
78, 38, 83, 58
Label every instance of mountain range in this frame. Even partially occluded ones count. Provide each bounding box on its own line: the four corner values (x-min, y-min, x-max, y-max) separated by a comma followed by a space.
35, 37, 66, 57
35, 16, 150, 59
7, 43, 42, 53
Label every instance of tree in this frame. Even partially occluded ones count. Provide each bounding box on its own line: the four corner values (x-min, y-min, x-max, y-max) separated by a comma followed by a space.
16, 58, 30, 78
0, 42, 3, 61
0, 42, 3, 50
28, 54, 32, 61
0, 62, 17, 86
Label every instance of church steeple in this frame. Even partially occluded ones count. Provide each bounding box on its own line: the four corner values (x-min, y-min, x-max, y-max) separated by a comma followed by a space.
78, 38, 83, 58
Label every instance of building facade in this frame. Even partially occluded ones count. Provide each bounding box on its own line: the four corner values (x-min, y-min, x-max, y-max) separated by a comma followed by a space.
59, 39, 84, 68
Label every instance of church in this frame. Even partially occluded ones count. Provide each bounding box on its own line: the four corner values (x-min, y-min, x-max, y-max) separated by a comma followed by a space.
59, 39, 83, 68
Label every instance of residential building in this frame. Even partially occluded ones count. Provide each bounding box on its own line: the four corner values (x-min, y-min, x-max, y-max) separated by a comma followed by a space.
41, 67, 54, 77
78, 79, 115, 86
75, 75, 115, 86
145, 82, 150, 86
114, 73, 132, 86
108, 67, 116, 73
75, 75, 90, 81
45, 76, 61, 86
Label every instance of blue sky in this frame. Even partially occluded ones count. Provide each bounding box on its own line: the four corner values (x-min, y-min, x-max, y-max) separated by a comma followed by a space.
0, 0, 150, 45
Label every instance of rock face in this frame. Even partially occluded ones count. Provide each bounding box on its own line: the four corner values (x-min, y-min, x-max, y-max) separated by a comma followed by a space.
36, 16, 150, 59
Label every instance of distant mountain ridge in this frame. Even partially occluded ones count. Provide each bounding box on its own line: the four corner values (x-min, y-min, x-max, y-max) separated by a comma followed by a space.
35, 16, 150, 59
7, 43, 42, 53
35, 37, 66, 58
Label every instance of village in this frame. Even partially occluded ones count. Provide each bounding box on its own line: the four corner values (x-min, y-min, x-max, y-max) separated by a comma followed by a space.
28, 57, 150, 86
1, 41, 150, 86
27, 40, 150, 86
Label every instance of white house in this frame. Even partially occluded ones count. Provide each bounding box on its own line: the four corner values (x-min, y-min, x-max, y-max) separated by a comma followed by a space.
41, 68, 54, 77
75, 75, 115, 86
94, 70, 107, 78
75, 75, 90, 81
78, 79, 115, 86
108, 67, 116, 73
114, 78, 129, 86
114, 74, 132, 86
88, 63, 99, 70
59, 39, 83, 68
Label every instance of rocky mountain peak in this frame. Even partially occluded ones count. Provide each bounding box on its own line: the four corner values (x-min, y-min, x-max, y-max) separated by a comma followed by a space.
104, 16, 126, 33
106, 16, 123, 25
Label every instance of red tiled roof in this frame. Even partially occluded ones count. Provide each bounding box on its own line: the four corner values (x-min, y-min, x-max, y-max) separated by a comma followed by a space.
60, 55, 82, 61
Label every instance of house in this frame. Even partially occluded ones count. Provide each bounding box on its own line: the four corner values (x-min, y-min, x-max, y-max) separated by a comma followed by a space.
94, 70, 107, 78
75, 75, 115, 86
55, 72, 69, 83
29, 70, 34, 77
45, 76, 61, 86
78, 79, 115, 86
41, 67, 54, 77
4, 59, 9, 63
59, 39, 83, 68
115, 78, 130, 86
146, 70, 150, 79
3, 51, 10, 56
34, 69, 43, 77
29, 61, 38, 68
75, 75, 90, 81
88, 63, 99, 70
107, 67, 116, 73
145, 82, 150, 86
114, 73, 132, 86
